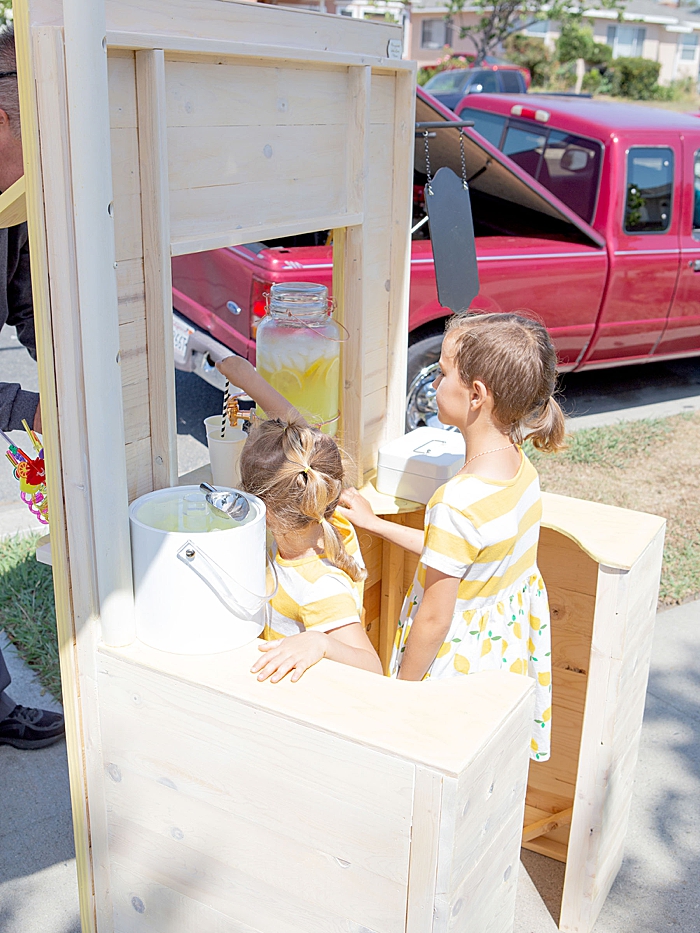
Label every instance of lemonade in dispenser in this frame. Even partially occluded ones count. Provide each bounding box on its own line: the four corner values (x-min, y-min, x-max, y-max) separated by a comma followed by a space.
255, 282, 341, 435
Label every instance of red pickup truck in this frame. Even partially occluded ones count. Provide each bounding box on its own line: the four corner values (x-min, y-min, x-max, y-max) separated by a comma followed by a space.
172, 89, 700, 429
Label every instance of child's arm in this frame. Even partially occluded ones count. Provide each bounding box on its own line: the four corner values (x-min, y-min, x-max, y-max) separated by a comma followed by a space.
215, 355, 306, 424
396, 567, 461, 681
251, 624, 382, 682
338, 488, 424, 555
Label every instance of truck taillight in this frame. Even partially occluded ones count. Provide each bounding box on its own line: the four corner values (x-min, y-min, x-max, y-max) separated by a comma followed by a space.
249, 277, 272, 339
510, 104, 550, 123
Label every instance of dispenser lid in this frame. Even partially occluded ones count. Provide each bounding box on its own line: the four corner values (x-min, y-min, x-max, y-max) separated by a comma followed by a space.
378, 427, 466, 482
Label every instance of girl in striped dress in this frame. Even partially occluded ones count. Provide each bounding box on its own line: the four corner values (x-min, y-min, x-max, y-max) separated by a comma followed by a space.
340, 313, 566, 761
216, 354, 382, 684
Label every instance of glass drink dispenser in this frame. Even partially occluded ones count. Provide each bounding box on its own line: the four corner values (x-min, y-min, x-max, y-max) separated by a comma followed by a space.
255, 282, 341, 435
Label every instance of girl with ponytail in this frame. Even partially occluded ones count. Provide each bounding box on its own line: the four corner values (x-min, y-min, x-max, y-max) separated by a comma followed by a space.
216, 355, 381, 683
340, 313, 565, 762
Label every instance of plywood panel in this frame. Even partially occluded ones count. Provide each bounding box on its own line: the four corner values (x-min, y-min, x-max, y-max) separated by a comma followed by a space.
103, 0, 403, 59
165, 58, 349, 128
363, 580, 381, 651
106, 772, 409, 932
108, 49, 138, 127
99, 653, 415, 878
116, 258, 146, 325
538, 527, 599, 597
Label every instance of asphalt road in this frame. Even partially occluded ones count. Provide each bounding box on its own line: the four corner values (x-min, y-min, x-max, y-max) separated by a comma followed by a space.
2, 323, 700, 508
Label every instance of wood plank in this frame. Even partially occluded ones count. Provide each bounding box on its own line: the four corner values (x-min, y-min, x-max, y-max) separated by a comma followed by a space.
106, 31, 410, 71
172, 211, 362, 257
382, 67, 415, 450
22, 20, 114, 933
136, 48, 177, 488
363, 580, 381, 652
380, 529, 405, 675
522, 807, 573, 843
125, 436, 154, 501
406, 768, 443, 933
116, 258, 145, 325
164, 58, 349, 128
105, 771, 409, 930
539, 526, 599, 597
108, 49, 138, 127
119, 317, 148, 387
542, 491, 666, 571
0, 175, 27, 228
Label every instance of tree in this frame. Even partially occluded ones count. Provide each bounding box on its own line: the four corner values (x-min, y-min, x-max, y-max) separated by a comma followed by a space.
444, 0, 622, 64
0, 1, 12, 27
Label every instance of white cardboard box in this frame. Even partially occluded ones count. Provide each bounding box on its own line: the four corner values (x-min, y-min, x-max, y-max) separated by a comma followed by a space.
376, 427, 466, 504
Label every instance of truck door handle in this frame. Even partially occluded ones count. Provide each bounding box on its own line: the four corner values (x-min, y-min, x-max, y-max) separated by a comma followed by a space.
689, 260, 700, 272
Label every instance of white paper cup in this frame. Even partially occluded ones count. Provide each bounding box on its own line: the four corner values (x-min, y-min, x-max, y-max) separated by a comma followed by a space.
203, 416, 247, 488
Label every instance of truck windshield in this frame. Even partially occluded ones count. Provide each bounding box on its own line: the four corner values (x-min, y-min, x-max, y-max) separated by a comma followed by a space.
458, 107, 603, 224
424, 71, 469, 92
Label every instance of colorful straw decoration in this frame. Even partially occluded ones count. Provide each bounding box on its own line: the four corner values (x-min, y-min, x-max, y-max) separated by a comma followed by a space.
1, 420, 49, 525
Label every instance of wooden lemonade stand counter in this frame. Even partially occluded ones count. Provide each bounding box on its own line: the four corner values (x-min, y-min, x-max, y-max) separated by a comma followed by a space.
360, 482, 665, 932
9, 0, 664, 929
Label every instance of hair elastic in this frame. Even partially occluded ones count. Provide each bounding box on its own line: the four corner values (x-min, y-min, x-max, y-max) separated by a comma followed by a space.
0, 71, 17, 79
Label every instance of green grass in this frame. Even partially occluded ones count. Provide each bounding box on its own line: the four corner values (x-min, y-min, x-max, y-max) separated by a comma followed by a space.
525, 416, 675, 467
0, 533, 61, 700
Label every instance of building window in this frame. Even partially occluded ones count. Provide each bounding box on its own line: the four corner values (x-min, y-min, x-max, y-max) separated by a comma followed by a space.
606, 25, 646, 58
679, 33, 698, 61
421, 18, 452, 50
523, 19, 548, 37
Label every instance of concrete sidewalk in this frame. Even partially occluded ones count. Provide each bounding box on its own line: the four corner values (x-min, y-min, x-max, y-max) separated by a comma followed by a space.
1, 598, 698, 933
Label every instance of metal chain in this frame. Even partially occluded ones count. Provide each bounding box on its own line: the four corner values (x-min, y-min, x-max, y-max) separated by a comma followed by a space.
459, 133, 468, 190
423, 130, 433, 196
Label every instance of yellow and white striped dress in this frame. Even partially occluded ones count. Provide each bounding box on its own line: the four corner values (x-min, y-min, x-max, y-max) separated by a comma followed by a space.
263, 512, 365, 640
390, 450, 552, 761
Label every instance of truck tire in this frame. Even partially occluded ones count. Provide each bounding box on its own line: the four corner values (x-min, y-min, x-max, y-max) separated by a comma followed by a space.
406, 329, 445, 431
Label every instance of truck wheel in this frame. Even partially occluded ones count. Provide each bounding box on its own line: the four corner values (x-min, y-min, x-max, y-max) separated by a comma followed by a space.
406, 329, 445, 431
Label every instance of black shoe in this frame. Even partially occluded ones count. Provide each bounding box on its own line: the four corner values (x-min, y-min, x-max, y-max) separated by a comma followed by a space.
0, 704, 65, 749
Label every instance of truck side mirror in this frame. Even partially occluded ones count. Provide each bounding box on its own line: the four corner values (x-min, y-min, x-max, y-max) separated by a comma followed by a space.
561, 147, 590, 172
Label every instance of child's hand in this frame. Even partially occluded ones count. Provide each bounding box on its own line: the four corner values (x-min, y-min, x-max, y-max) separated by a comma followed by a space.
216, 355, 255, 390
337, 487, 378, 532
251, 631, 328, 683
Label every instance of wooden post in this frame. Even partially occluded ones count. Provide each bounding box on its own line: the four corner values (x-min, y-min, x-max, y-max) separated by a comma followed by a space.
63, 0, 135, 647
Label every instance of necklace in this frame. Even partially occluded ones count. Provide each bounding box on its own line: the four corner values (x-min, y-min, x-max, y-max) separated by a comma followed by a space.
458, 443, 516, 474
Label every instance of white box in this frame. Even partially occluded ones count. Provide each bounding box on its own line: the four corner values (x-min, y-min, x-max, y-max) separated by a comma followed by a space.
376, 427, 466, 504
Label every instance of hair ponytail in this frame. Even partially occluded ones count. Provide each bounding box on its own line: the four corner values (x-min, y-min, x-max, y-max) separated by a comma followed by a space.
320, 517, 367, 583
239, 415, 366, 582
523, 396, 567, 453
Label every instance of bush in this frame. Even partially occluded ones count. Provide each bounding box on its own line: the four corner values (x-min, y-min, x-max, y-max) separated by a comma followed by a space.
654, 76, 697, 101
582, 67, 603, 94
504, 34, 553, 88
609, 56, 661, 100
556, 23, 595, 64
588, 41, 612, 68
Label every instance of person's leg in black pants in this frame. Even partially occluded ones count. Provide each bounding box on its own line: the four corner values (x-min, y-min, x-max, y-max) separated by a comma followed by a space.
0, 644, 65, 749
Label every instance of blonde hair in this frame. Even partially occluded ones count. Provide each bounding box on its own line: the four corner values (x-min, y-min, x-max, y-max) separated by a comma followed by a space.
444, 312, 566, 452
239, 417, 366, 583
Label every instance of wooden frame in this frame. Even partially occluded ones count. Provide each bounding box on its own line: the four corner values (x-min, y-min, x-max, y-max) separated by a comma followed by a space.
360, 485, 665, 933
12, 1, 539, 931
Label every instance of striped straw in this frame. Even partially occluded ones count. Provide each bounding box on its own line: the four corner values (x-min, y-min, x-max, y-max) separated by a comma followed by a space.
221, 380, 230, 439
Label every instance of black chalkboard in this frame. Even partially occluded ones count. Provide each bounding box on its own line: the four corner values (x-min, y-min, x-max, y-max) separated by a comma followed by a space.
425, 166, 480, 313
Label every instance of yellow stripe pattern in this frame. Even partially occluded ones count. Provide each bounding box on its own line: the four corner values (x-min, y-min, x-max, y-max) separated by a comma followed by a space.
263, 511, 365, 640
390, 451, 553, 762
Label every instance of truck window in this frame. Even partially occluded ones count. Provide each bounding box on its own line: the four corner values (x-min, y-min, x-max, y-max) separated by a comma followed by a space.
502, 124, 546, 178
541, 130, 602, 224
459, 107, 506, 148
500, 71, 523, 93
624, 147, 674, 234
470, 71, 499, 93
694, 150, 700, 236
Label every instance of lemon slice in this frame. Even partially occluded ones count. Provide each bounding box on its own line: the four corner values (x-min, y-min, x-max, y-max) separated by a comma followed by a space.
324, 356, 339, 389
269, 368, 303, 398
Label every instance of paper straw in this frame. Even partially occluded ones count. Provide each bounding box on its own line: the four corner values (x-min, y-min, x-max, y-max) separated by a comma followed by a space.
221, 380, 230, 439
